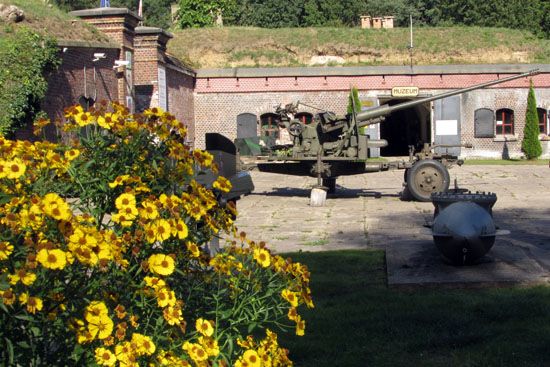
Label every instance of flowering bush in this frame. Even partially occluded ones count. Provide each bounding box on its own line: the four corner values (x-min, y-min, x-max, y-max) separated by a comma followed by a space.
0, 102, 313, 366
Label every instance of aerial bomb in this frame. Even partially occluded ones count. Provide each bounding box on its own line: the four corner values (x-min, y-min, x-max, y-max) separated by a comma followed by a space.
430, 191, 501, 265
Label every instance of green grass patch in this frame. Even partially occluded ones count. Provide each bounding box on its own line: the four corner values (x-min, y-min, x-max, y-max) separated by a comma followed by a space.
279, 250, 550, 367
464, 159, 549, 165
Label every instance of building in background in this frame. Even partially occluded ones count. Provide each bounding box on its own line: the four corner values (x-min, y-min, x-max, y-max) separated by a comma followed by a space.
39, 7, 550, 158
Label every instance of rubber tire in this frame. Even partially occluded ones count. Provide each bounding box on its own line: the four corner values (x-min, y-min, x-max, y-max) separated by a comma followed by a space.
406, 159, 450, 202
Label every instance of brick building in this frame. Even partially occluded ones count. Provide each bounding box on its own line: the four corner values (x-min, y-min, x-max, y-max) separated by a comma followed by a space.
194, 65, 550, 159
39, 8, 195, 141
40, 7, 550, 159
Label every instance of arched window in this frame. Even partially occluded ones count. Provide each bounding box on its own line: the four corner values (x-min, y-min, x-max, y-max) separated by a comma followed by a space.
537, 108, 548, 134
295, 112, 313, 125
260, 113, 280, 139
495, 108, 514, 135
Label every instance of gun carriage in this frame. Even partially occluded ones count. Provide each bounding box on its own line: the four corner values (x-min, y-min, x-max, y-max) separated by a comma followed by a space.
250, 70, 537, 201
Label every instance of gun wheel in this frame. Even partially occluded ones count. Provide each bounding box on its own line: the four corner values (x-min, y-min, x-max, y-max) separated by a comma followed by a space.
406, 159, 450, 202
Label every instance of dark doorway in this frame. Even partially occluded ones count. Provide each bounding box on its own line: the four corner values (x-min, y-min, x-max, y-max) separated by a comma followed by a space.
378, 98, 431, 157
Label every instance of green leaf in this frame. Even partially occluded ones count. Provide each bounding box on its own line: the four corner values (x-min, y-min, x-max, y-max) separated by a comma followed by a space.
14, 314, 35, 322
5, 337, 14, 365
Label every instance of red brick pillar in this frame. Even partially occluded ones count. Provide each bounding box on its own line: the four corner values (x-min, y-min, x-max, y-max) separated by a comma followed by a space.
70, 8, 141, 110
134, 26, 173, 111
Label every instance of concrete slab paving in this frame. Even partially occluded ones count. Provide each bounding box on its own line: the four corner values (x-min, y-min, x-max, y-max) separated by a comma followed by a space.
233, 164, 550, 287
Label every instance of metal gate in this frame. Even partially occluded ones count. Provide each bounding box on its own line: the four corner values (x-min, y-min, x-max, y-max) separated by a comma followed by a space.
434, 95, 461, 157
237, 113, 258, 139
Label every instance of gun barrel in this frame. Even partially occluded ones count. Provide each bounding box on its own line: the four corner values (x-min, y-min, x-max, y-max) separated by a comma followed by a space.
355, 69, 538, 126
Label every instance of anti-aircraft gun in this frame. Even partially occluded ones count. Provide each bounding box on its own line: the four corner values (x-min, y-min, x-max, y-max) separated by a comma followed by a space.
256, 70, 538, 201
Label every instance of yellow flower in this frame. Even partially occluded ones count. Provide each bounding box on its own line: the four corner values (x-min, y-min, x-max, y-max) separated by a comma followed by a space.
163, 305, 183, 325
36, 249, 67, 270
173, 219, 188, 239
97, 113, 114, 130
75, 111, 95, 127
148, 254, 175, 276
108, 174, 130, 188
281, 289, 299, 307
186, 242, 200, 258
0, 241, 14, 260
4, 158, 26, 179
8, 268, 37, 286
182, 342, 208, 362
242, 350, 261, 367
64, 149, 80, 161
155, 287, 176, 308
144, 276, 166, 290
115, 193, 136, 210
287, 307, 298, 322
88, 315, 114, 340
131, 333, 156, 356
112, 212, 134, 227
212, 176, 232, 193
26, 296, 43, 314
295, 315, 305, 336
198, 336, 220, 357
1, 289, 16, 305
115, 342, 134, 364
95, 347, 117, 366
42, 193, 72, 221
144, 219, 172, 243
119, 205, 138, 219
139, 201, 159, 220
85, 301, 109, 322
253, 248, 271, 268
195, 318, 214, 337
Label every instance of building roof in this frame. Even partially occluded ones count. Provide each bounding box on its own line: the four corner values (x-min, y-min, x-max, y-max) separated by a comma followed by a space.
197, 64, 550, 78
135, 26, 173, 39
70, 7, 142, 21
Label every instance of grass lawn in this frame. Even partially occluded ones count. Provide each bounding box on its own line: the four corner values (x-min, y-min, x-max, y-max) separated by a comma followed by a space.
279, 250, 550, 367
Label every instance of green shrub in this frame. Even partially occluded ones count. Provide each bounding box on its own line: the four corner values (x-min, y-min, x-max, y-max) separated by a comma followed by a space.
521, 81, 542, 159
0, 104, 312, 365
0, 26, 60, 136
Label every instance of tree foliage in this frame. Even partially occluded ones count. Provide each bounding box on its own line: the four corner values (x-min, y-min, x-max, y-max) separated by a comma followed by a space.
51, 0, 550, 37
177, 0, 221, 28
521, 81, 542, 159
52, 0, 173, 29
0, 27, 60, 137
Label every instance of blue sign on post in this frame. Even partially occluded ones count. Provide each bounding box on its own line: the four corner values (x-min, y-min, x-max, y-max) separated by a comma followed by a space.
100, 0, 110, 7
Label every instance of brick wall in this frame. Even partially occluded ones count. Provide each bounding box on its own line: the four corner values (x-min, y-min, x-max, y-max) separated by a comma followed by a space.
14, 44, 120, 141
166, 67, 195, 144
70, 9, 141, 106
43, 45, 120, 119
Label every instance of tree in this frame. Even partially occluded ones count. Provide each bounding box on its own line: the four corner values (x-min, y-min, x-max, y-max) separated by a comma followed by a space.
177, 0, 235, 28
347, 87, 361, 114
347, 87, 364, 134
521, 81, 542, 159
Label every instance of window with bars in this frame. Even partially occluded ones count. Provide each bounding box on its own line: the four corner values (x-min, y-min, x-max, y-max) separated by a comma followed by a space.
537, 108, 548, 134
495, 108, 514, 135
295, 112, 313, 125
260, 113, 280, 138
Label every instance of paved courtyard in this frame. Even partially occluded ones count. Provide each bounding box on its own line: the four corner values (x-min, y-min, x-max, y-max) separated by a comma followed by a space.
234, 164, 550, 287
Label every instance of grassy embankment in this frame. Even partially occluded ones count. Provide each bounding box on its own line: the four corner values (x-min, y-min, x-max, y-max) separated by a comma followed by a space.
0, 0, 111, 43
280, 250, 550, 367
169, 27, 550, 68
